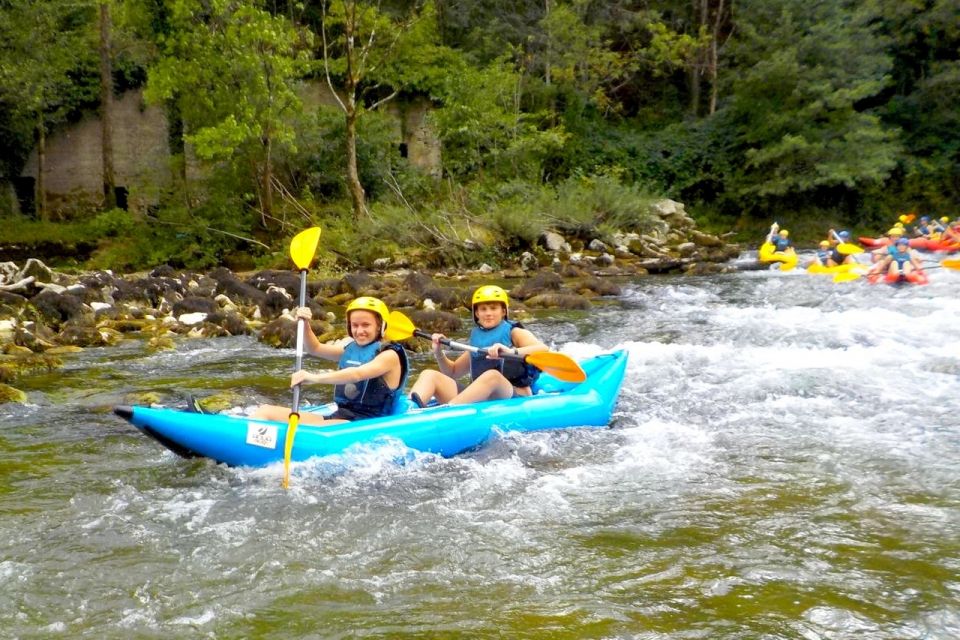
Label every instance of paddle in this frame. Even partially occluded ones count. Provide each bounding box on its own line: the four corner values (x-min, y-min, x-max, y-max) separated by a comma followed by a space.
384, 310, 587, 383
833, 271, 863, 283
942, 259, 960, 270
830, 230, 863, 256
835, 264, 940, 283
282, 226, 322, 490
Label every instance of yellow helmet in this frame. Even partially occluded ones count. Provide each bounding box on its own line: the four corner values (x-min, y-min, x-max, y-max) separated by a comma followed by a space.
778, 229, 789, 237
471, 285, 509, 325
894, 222, 904, 228
345, 296, 388, 338
472, 285, 509, 309
819, 240, 830, 248
941, 216, 950, 224
886, 227, 904, 236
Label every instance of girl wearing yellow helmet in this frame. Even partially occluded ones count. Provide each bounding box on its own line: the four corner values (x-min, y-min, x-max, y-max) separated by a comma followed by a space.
251, 296, 409, 425
407, 285, 547, 407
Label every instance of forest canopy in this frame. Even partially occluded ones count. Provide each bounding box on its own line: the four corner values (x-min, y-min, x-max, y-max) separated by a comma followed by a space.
0, 0, 957, 270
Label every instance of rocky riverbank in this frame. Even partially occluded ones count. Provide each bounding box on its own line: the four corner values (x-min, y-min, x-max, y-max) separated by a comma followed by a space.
0, 200, 739, 403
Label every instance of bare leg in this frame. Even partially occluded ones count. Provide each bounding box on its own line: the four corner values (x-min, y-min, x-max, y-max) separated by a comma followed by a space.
449, 370, 523, 405
408, 369, 460, 405
250, 403, 347, 426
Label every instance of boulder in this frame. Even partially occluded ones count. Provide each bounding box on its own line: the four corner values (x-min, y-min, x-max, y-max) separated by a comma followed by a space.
523, 292, 593, 310
29, 289, 89, 328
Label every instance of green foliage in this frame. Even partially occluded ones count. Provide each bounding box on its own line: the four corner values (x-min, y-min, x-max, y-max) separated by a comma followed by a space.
2, 0, 960, 267
537, 173, 659, 240
0, 0, 98, 182
723, 0, 901, 200
87, 208, 136, 237
433, 56, 569, 181
145, 0, 310, 218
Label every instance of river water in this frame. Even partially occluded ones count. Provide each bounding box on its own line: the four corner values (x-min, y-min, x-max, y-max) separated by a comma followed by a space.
1, 260, 958, 639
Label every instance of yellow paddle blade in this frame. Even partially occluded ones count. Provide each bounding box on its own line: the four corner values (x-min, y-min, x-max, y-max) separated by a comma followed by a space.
384, 310, 416, 341
778, 257, 798, 271
526, 352, 586, 382
282, 413, 300, 489
836, 242, 863, 255
290, 227, 321, 270
833, 272, 862, 283
942, 259, 960, 270
758, 242, 776, 262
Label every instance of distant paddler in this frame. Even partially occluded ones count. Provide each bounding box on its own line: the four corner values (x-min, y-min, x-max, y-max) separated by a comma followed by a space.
759, 222, 797, 270
825, 229, 860, 265
870, 227, 905, 263
868, 236, 924, 280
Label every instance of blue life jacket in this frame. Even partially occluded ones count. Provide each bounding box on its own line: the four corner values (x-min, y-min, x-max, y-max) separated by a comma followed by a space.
468, 320, 539, 388
817, 249, 832, 263
830, 248, 845, 264
334, 340, 409, 418
772, 237, 791, 251
891, 249, 912, 267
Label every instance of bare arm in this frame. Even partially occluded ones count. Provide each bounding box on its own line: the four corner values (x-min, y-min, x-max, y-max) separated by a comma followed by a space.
430, 334, 471, 377
292, 348, 400, 388
486, 327, 548, 358
294, 307, 343, 361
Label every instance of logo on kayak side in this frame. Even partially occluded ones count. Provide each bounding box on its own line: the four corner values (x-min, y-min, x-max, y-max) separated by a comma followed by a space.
246, 423, 278, 449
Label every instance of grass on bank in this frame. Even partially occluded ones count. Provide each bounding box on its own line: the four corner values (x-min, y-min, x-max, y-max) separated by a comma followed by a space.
3, 174, 667, 273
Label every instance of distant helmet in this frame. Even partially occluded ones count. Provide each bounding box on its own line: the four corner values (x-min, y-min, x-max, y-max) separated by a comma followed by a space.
894, 222, 904, 228
898, 214, 910, 223
941, 216, 950, 224
778, 230, 789, 238
472, 285, 509, 324
887, 227, 904, 236
819, 240, 830, 248
920, 216, 930, 223
345, 296, 388, 338
838, 230, 850, 240
896, 237, 910, 247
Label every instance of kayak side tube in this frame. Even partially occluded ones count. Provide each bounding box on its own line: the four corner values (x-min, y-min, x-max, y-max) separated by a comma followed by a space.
115, 350, 630, 467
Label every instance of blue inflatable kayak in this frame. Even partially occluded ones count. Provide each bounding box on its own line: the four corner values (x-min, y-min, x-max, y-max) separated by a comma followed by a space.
114, 350, 629, 467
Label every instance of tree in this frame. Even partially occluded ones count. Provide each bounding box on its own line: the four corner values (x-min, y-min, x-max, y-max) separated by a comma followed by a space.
316, 0, 423, 217
722, 0, 901, 203
0, 0, 97, 220
99, 0, 116, 210
146, 0, 310, 227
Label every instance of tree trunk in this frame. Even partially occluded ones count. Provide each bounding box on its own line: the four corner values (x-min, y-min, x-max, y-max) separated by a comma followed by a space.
688, 0, 708, 116
263, 132, 274, 226
36, 112, 47, 222
99, 1, 116, 210
342, 8, 366, 219
344, 98, 366, 218
708, 0, 726, 115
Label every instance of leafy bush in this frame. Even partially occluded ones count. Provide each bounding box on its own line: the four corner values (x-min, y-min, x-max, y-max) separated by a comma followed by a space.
537, 173, 658, 240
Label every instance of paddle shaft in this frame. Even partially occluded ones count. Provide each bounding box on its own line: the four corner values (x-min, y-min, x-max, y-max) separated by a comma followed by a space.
291, 270, 309, 412
414, 328, 529, 363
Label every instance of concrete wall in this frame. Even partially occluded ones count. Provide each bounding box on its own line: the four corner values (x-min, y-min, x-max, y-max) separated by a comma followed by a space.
21, 89, 171, 215
21, 83, 441, 215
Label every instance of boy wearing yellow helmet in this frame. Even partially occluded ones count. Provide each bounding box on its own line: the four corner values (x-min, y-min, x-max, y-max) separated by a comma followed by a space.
407, 285, 548, 407
251, 296, 409, 425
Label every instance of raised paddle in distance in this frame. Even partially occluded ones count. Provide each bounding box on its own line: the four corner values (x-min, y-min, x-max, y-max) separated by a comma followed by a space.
282, 226, 321, 489
384, 310, 586, 383
830, 230, 864, 256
